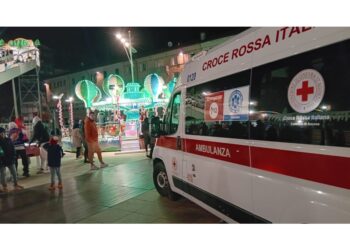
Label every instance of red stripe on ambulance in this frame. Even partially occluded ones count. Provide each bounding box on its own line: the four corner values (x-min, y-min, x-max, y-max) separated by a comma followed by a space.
250, 146, 350, 190
157, 136, 350, 190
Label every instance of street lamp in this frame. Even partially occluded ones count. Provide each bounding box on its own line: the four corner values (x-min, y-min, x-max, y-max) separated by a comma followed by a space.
44, 82, 51, 102
65, 97, 74, 130
115, 30, 137, 83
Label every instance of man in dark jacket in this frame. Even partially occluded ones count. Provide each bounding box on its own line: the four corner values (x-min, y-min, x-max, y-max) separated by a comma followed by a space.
141, 117, 151, 157
79, 119, 89, 163
0, 127, 24, 192
149, 115, 160, 158
30, 116, 50, 174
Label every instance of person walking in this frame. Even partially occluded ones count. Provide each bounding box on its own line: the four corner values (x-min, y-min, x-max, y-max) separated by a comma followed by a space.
0, 127, 24, 192
84, 111, 108, 170
29, 116, 50, 174
80, 119, 89, 163
72, 123, 82, 159
8, 120, 30, 177
47, 137, 64, 191
141, 117, 151, 157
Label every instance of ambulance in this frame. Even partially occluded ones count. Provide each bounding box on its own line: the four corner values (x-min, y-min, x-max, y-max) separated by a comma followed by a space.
151, 27, 350, 223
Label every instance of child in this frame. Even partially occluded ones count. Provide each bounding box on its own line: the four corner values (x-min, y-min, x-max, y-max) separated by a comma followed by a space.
46, 136, 64, 191
0, 127, 24, 192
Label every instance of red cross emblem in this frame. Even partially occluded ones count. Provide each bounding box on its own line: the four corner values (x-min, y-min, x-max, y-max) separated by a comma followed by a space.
296, 80, 314, 102
288, 69, 325, 113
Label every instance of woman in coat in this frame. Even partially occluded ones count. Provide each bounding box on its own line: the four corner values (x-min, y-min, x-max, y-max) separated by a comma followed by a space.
72, 123, 82, 159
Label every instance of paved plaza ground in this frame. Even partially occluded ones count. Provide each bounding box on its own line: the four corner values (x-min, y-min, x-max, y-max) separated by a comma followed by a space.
0, 151, 221, 223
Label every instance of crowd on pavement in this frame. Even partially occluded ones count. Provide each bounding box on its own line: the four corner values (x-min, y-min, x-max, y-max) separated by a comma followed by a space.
0, 110, 109, 193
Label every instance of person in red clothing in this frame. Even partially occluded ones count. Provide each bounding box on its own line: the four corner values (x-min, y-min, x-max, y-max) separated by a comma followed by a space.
84, 111, 108, 170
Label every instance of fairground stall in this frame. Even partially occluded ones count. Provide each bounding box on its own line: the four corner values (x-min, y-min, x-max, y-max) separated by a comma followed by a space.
62, 73, 175, 152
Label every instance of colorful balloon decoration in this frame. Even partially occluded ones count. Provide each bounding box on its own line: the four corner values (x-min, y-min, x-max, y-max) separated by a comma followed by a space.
144, 73, 164, 101
103, 74, 125, 104
75, 80, 102, 108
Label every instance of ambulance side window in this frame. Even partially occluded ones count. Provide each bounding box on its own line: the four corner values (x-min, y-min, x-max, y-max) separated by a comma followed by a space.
163, 92, 181, 135
185, 70, 250, 139
250, 39, 350, 147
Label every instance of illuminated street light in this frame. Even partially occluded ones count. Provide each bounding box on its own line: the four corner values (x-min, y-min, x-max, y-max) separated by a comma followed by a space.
42, 82, 51, 103
115, 30, 137, 83
65, 97, 74, 102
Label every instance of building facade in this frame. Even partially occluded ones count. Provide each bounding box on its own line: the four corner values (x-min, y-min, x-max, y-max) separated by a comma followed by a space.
44, 36, 231, 123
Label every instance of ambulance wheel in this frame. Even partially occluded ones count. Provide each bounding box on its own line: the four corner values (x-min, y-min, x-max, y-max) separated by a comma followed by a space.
153, 161, 179, 201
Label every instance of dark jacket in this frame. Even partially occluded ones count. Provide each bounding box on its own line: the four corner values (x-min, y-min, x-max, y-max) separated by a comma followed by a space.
47, 143, 64, 168
0, 137, 16, 166
141, 117, 149, 134
80, 121, 86, 141
150, 116, 160, 137
30, 121, 50, 145
9, 127, 28, 150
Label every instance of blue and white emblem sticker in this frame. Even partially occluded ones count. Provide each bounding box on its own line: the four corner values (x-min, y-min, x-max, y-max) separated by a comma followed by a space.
229, 89, 243, 113
224, 85, 249, 121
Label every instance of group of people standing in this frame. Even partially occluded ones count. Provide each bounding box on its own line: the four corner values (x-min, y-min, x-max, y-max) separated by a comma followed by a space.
0, 126, 24, 192
0, 109, 109, 193
0, 115, 63, 192
0, 116, 30, 192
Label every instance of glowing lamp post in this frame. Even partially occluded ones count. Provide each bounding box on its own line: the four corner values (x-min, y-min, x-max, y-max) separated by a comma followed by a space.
44, 83, 51, 102
115, 31, 137, 83
65, 97, 74, 130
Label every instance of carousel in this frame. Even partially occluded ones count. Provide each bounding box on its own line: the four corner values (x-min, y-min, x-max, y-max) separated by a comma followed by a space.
62, 73, 175, 152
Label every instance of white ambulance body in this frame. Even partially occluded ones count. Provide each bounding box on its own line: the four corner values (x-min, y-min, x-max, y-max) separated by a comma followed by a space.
152, 27, 350, 223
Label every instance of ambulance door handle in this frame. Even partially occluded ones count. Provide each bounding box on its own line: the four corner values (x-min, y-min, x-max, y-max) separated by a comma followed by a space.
176, 136, 182, 150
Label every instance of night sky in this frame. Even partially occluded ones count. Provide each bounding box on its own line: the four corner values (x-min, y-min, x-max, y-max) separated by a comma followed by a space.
0, 27, 247, 71
0, 27, 248, 120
